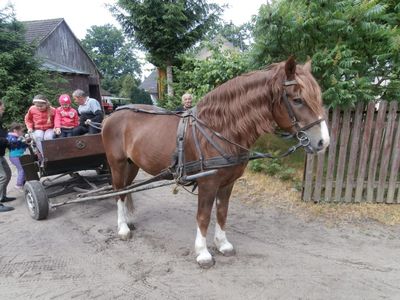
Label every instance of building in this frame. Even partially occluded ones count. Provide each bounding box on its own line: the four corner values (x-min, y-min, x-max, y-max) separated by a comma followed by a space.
22, 18, 102, 101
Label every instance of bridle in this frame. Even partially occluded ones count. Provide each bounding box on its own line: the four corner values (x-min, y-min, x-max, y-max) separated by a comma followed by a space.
281, 79, 324, 148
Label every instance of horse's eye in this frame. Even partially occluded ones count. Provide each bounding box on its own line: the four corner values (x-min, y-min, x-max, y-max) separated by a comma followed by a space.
292, 98, 304, 106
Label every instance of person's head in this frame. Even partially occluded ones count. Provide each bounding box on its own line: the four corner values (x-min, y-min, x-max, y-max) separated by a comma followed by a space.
9, 122, 24, 136
0, 100, 4, 117
72, 89, 87, 105
32, 94, 49, 112
58, 94, 72, 108
181, 93, 193, 109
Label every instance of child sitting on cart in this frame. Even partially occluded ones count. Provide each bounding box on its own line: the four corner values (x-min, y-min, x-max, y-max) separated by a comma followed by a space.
54, 94, 79, 138
24, 94, 56, 161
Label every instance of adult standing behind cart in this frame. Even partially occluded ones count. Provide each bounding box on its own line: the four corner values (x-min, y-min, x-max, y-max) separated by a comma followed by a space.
0, 100, 16, 212
71, 89, 103, 136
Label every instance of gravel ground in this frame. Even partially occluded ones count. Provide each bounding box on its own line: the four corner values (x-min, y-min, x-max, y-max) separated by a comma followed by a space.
1, 163, 400, 299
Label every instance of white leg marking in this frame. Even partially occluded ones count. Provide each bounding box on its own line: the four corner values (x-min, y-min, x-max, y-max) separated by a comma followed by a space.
195, 227, 212, 264
214, 223, 233, 253
117, 199, 131, 239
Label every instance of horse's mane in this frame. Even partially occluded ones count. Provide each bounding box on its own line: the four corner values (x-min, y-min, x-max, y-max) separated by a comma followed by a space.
196, 61, 323, 153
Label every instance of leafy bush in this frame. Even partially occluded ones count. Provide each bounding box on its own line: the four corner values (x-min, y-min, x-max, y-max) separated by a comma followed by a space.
251, 0, 400, 107
160, 47, 251, 110
249, 153, 297, 182
0, 6, 64, 124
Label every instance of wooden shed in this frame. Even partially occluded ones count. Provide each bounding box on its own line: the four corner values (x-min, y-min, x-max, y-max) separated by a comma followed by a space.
22, 18, 102, 101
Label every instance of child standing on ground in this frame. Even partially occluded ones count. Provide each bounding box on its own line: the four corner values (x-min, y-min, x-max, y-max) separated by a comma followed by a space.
54, 94, 79, 138
7, 123, 29, 189
24, 94, 56, 156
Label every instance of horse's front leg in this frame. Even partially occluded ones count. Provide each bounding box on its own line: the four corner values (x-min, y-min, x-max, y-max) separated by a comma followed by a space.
195, 183, 217, 268
117, 197, 131, 240
214, 183, 235, 256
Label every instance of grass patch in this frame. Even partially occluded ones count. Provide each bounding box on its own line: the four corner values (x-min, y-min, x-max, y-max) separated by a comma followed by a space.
245, 133, 400, 226
234, 170, 400, 226
253, 133, 306, 173
250, 133, 304, 188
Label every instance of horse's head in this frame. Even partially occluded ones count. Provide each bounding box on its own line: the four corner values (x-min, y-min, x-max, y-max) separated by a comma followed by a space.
272, 57, 330, 154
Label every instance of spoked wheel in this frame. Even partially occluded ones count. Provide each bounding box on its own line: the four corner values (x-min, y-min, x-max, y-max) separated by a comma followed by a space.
24, 180, 49, 220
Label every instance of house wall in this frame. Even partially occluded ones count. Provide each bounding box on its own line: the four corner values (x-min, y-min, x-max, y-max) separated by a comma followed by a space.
35, 21, 102, 101
36, 22, 100, 84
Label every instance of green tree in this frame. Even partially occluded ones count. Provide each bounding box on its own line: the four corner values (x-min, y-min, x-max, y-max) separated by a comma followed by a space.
81, 24, 141, 95
252, 0, 400, 107
208, 21, 254, 51
110, 0, 222, 97
0, 5, 63, 123
161, 47, 251, 110
119, 74, 152, 104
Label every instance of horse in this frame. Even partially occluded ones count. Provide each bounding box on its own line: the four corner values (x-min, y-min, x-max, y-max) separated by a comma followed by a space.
101, 57, 330, 268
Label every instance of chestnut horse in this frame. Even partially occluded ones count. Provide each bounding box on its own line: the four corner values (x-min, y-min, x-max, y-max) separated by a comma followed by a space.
101, 57, 330, 267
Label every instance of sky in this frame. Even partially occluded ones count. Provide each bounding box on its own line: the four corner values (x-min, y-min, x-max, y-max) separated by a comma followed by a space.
2, 0, 268, 75
5, 0, 267, 39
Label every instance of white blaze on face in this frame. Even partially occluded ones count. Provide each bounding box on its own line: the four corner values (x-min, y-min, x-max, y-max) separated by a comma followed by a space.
305, 116, 330, 152
319, 119, 330, 149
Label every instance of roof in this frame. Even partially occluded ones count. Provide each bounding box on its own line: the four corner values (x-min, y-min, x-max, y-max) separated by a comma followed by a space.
139, 70, 158, 94
40, 58, 89, 75
23, 18, 64, 44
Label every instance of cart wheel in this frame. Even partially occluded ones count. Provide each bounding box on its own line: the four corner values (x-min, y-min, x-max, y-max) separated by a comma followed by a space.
24, 180, 49, 220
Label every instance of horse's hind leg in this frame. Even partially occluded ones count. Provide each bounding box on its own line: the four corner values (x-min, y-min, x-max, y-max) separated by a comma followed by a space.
111, 160, 139, 240
214, 183, 235, 256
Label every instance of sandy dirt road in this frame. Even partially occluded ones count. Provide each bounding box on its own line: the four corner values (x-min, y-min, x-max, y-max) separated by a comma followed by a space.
1, 168, 400, 299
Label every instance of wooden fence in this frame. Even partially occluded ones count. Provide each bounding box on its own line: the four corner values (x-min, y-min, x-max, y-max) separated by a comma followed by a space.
302, 100, 400, 203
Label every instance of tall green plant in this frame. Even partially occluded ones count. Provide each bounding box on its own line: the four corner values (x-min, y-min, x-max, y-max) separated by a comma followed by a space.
252, 0, 400, 107
0, 5, 63, 123
161, 47, 251, 110
81, 24, 142, 95
110, 0, 222, 97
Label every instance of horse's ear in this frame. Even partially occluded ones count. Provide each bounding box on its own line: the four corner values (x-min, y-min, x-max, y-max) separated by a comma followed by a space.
304, 58, 312, 73
285, 56, 296, 80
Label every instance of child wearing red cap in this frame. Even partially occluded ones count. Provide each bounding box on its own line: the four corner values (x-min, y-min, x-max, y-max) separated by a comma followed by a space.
54, 94, 79, 138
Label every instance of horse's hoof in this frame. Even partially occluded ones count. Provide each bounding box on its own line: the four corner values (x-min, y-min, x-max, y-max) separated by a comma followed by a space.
220, 248, 236, 257
197, 257, 215, 269
118, 232, 132, 240
118, 230, 132, 241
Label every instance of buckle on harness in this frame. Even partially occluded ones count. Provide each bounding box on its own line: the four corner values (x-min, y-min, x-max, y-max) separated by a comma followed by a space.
296, 131, 311, 147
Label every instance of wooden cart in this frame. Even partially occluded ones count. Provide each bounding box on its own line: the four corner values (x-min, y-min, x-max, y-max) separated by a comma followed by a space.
20, 134, 110, 220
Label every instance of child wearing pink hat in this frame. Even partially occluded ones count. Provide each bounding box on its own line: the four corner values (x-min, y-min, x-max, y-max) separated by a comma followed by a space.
54, 94, 79, 138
